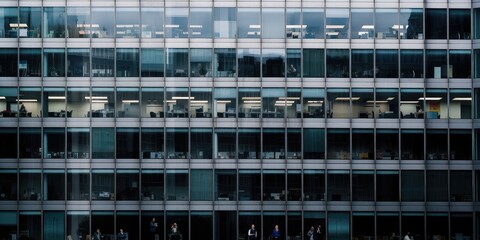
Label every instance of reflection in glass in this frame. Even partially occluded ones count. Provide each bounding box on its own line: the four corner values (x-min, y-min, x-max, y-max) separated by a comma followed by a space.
19, 128, 41, 158
190, 49, 212, 77
449, 50, 471, 78
303, 89, 325, 118
375, 9, 398, 39
166, 48, 188, 77
400, 49, 423, 78
351, 9, 374, 39
262, 8, 284, 39
116, 8, 140, 38
67, 7, 90, 38
92, 48, 114, 77
43, 49, 65, 77
262, 49, 285, 77
0, 8, 17, 38
214, 48, 236, 77
141, 48, 164, 77
238, 49, 260, 77
191, 128, 212, 159
303, 129, 325, 159
191, 170, 213, 200
303, 9, 324, 39
116, 88, 140, 118
141, 8, 164, 38
165, 8, 188, 38
116, 48, 139, 77
286, 8, 301, 39
92, 128, 114, 158
326, 49, 349, 78
43, 170, 65, 200
326, 9, 349, 39
215, 128, 236, 159
426, 50, 447, 78
303, 49, 324, 77
141, 88, 164, 118
190, 8, 212, 38
166, 170, 189, 201
375, 49, 398, 78
116, 128, 139, 158
214, 8, 236, 38
91, 8, 114, 38
67, 49, 90, 77
67, 128, 89, 159
19, 7, 42, 38
400, 9, 423, 39
238, 8, 260, 38
43, 7, 65, 38
20, 49, 41, 77
0, 48, 17, 77
92, 169, 114, 200
351, 49, 373, 78
425, 9, 447, 39
449, 9, 471, 39
67, 169, 90, 200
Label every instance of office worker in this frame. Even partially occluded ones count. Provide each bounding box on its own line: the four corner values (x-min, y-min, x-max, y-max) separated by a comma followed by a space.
92, 228, 102, 240
150, 218, 158, 240
117, 228, 127, 240
271, 225, 281, 239
248, 224, 257, 240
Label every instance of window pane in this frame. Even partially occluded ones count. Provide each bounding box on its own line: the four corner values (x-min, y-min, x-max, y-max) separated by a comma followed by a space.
287, 49, 301, 77
450, 50, 471, 78
91, 8, 114, 38
142, 8, 164, 38
376, 171, 399, 201
190, 49, 212, 77
116, 128, 139, 158
239, 170, 261, 200
286, 8, 301, 39
238, 88, 261, 119
0, 170, 16, 200
166, 48, 188, 77
262, 49, 285, 77
67, 128, 89, 159
67, 49, 90, 77
401, 170, 424, 201
326, 9, 349, 39
67, 170, 90, 200
426, 9, 447, 39
214, 48, 236, 77
20, 128, 41, 158
141, 128, 164, 159
0, 7, 17, 38
400, 49, 423, 78
191, 128, 212, 159
376, 129, 399, 160
426, 170, 448, 201
375, 9, 398, 39
191, 170, 213, 201
44, 128, 65, 159
142, 88, 164, 118
450, 129, 472, 160
116, 48, 139, 77
92, 170, 114, 200
426, 50, 447, 78
166, 170, 189, 201
92, 48, 114, 77
303, 49, 324, 77
141, 48, 164, 77
304, 170, 325, 201
190, 8, 212, 38
401, 129, 424, 160
352, 171, 374, 201
166, 128, 188, 158
238, 8, 260, 38
92, 128, 114, 158
20, 170, 41, 200
44, 170, 65, 200
327, 128, 350, 159
351, 49, 373, 78
0, 48, 17, 77
400, 9, 423, 39
20, 48, 41, 77
303, 9, 324, 39
215, 170, 236, 201
43, 48, 65, 77
351, 9, 374, 39
67, 7, 90, 38
19, 7, 41, 38
426, 129, 448, 160
116, 8, 140, 38
326, 49, 349, 78
141, 170, 164, 200
327, 171, 350, 201
165, 8, 188, 38
450, 170, 472, 202
116, 170, 139, 200
43, 7, 65, 38
214, 8, 236, 38
262, 8, 284, 39
304, 129, 325, 159
375, 49, 398, 78
450, 9, 471, 39
238, 49, 260, 77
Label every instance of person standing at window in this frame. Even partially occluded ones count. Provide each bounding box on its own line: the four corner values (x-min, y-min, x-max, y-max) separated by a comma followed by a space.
271, 225, 281, 239
248, 224, 258, 240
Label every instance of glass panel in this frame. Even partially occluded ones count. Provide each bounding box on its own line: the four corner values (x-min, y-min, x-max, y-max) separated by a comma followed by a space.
426, 129, 448, 160
376, 129, 399, 160
352, 171, 374, 201
215, 128, 236, 159
287, 128, 301, 158
401, 129, 424, 160
67, 49, 90, 77
375, 9, 398, 39
0, 8, 17, 38
238, 8, 260, 38
91, 87, 115, 117
116, 88, 140, 118
92, 48, 114, 77
400, 9, 423, 39
450, 129, 472, 160
142, 88, 164, 118
117, 212, 139, 240
287, 49, 301, 77
286, 8, 301, 39
400, 49, 423, 78
43, 87, 66, 118
190, 88, 212, 118
20, 212, 41, 239
326, 88, 350, 118
116, 170, 139, 200
141, 48, 164, 77
191, 128, 212, 159
92, 169, 114, 200
377, 214, 399, 240
238, 88, 261, 118
214, 48, 236, 77
449, 89, 472, 119
287, 171, 301, 201
166, 170, 189, 201
303, 88, 325, 119
375, 49, 398, 78
327, 171, 350, 201
450, 50, 471, 78
116, 128, 139, 158
376, 171, 399, 201
43, 48, 65, 77
304, 212, 326, 240
328, 212, 350, 240
352, 129, 374, 160
92, 128, 114, 158
327, 129, 350, 160
214, 88, 236, 119
165, 8, 188, 38
262, 49, 285, 77
191, 212, 213, 240
401, 170, 424, 201
19, 128, 41, 158
214, 7, 236, 38
67, 128, 89, 159
238, 49, 261, 77
426, 170, 448, 201
326, 49, 349, 78
190, 49, 212, 77
351, 49, 373, 78
427, 213, 448, 240
43, 7, 65, 38
141, 170, 164, 200
0, 88, 17, 119
351, 9, 374, 39
263, 170, 286, 201
44, 170, 65, 200
141, 128, 164, 159
0, 170, 16, 200
303, 129, 325, 159
476, 9, 480, 39
0, 48, 17, 77
303, 49, 324, 77
190, 8, 212, 38
426, 9, 447, 39
450, 170, 472, 202
262, 88, 285, 118
215, 170, 236, 201
166, 88, 189, 118
351, 88, 374, 119
191, 170, 213, 200
262, 8, 284, 39
44, 128, 65, 159
91, 8, 114, 38
20, 170, 41, 200
352, 213, 374, 239
451, 213, 473, 239
425, 88, 447, 119
67, 170, 90, 200
116, 8, 140, 38
142, 8, 164, 38
19, 7, 42, 38
400, 88, 424, 119
239, 170, 261, 200
376, 88, 399, 119
142, 212, 163, 240
263, 212, 284, 240
166, 48, 188, 77
166, 128, 188, 158
326, 9, 349, 39
116, 48, 139, 77
288, 212, 302, 240
67, 7, 90, 38
450, 9, 471, 39
20, 48, 42, 77
44, 212, 65, 240
303, 8, 324, 39
262, 129, 285, 159
92, 212, 114, 240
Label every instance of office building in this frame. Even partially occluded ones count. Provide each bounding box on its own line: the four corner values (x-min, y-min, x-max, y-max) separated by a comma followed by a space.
0, 0, 478, 239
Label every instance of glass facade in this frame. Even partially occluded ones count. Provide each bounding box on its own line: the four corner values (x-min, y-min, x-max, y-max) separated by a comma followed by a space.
0, 2, 478, 240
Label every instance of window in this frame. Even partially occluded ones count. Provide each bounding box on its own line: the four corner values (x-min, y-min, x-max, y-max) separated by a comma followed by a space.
351, 9, 374, 39
0, 48, 18, 77
191, 170, 213, 201
327, 170, 350, 201
262, 8, 284, 39
166, 48, 188, 77
141, 8, 164, 38
303, 89, 325, 119
116, 8, 140, 38
190, 8, 212, 38
351, 88, 374, 119
376, 129, 399, 160
67, 49, 90, 77
141, 48, 164, 77
303, 49, 324, 77
43, 7, 65, 38
238, 88, 261, 118
376, 171, 399, 201
20, 48, 41, 77
239, 170, 261, 200
190, 88, 212, 118
375, 49, 398, 78
0, 170, 16, 200
92, 48, 114, 77
352, 129, 374, 160
286, 8, 301, 39
304, 170, 325, 201
214, 88, 236, 119
141, 128, 164, 159
351, 49, 373, 78
449, 9, 471, 39
425, 9, 447, 39
215, 128, 236, 159
326, 88, 350, 118
20, 169, 41, 201
91, 169, 114, 200
376, 88, 399, 119
262, 129, 285, 159
352, 171, 374, 201
214, 8, 236, 38
92, 128, 114, 158
303, 129, 325, 159
67, 128, 89, 159
116, 48, 139, 77
326, 49, 349, 78
215, 170, 236, 201
116, 88, 140, 118
44, 170, 65, 200
238, 49, 261, 77
214, 48, 236, 77
449, 89, 472, 119
262, 88, 285, 118
67, 7, 90, 38
426, 170, 448, 201
19, 7, 41, 38
238, 8, 260, 38
449, 50, 471, 78
165, 8, 188, 38
116, 128, 139, 159
190, 49, 212, 77
67, 169, 90, 200
67, 212, 89, 240
166, 128, 188, 159
400, 9, 423, 39
43, 128, 65, 159
166, 170, 189, 201
287, 49, 301, 77
90, 87, 115, 118
327, 128, 350, 160
450, 171, 472, 202
375, 9, 398, 39
303, 8, 324, 39
401, 129, 424, 160
426, 129, 448, 160
91, 8, 114, 38
326, 9, 349, 39
450, 130, 472, 160
401, 170, 424, 201
142, 88, 164, 118
191, 128, 212, 159
19, 128, 41, 158
43, 49, 65, 77
400, 49, 423, 78
0, 8, 17, 38
116, 170, 139, 200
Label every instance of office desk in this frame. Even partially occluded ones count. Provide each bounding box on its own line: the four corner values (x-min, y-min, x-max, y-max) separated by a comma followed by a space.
168, 111, 187, 118
262, 112, 282, 118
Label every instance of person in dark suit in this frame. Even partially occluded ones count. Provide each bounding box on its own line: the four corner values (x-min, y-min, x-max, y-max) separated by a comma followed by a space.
117, 228, 127, 240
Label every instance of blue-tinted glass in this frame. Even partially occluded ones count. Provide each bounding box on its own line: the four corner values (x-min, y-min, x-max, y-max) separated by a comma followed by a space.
44, 212, 65, 240
400, 9, 423, 39
375, 9, 398, 39
351, 9, 373, 39
191, 170, 213, 200
263, 8, 284, 39
328, 212, 350, 240
190, 8, 212, 38
43, 49, 65, 77
166, 48, 188, 77
303, 49, 324, 77
326, 49, 349, 78
375, 49, 398, 78
141, 48, 164, 77
303, 8, 324, 39
450, 50, 471, 78
165, 8, 188, 38
0, 48, 17, 77
214, 8, 236, 38
262, 49, 285, 77
43, 7, 65, 38
141, 8, 164, 38
426, 50, 447, 78
238, 49, 260, 77
116, 8, 140, 38
67, 7, 90, 38
351, 49, 373, 78
92, 48, 114, 77
287, 49, 301, 77
116, 48, 139, 77
20, 48, 41, 77
326, 9, 349, 39
238, 8, 260, 38
214, 48, 236, 77
190, 49, 212, 77
91, 8, 114, 38
0, 7, 18, 38
67, 49, 90, 77
19, 7, 41, 38
400, 49, 423, 78
286, 8, 301, 39
426, 9, 447, 39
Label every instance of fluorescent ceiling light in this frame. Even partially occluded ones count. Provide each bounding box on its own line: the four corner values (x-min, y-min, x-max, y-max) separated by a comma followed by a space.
285, 25, 307, 29
190, 100, 208, 103
366, 100, 388, 103
216, 100, 231, 104
17, 99, 38, 102
242, 97, 261, 100
392, 25, 404, 30
275, 103, 293, 107
452, 97, 472, 101
326, 32, 339, 36
122, 100, 139, 103
400, 101, 419, 104
361, 25, 374, 29
326, 25, 344, 29
335, 97, 360, 101
10, 23, 28, 28
92, 100, 108, 103
386, 97, 395, 101
278, 97, 300, 100
275, 100, 295, 104
191, 32, 201, 35
189, 25, 203, 28
244, 100, 261, 104
0, 96, 5, 100
358, 31, 370, 35
247, 31, 260, 35
165, 24, 180, 28
166, 100, 177, 103
85, 96, 108, 100
307, 100, 323, 103
250, 105, 261, 108
48, 96, 65, 100
249, 25, 261, 29
418, 97, 442, 101
172, 96, 194, 100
